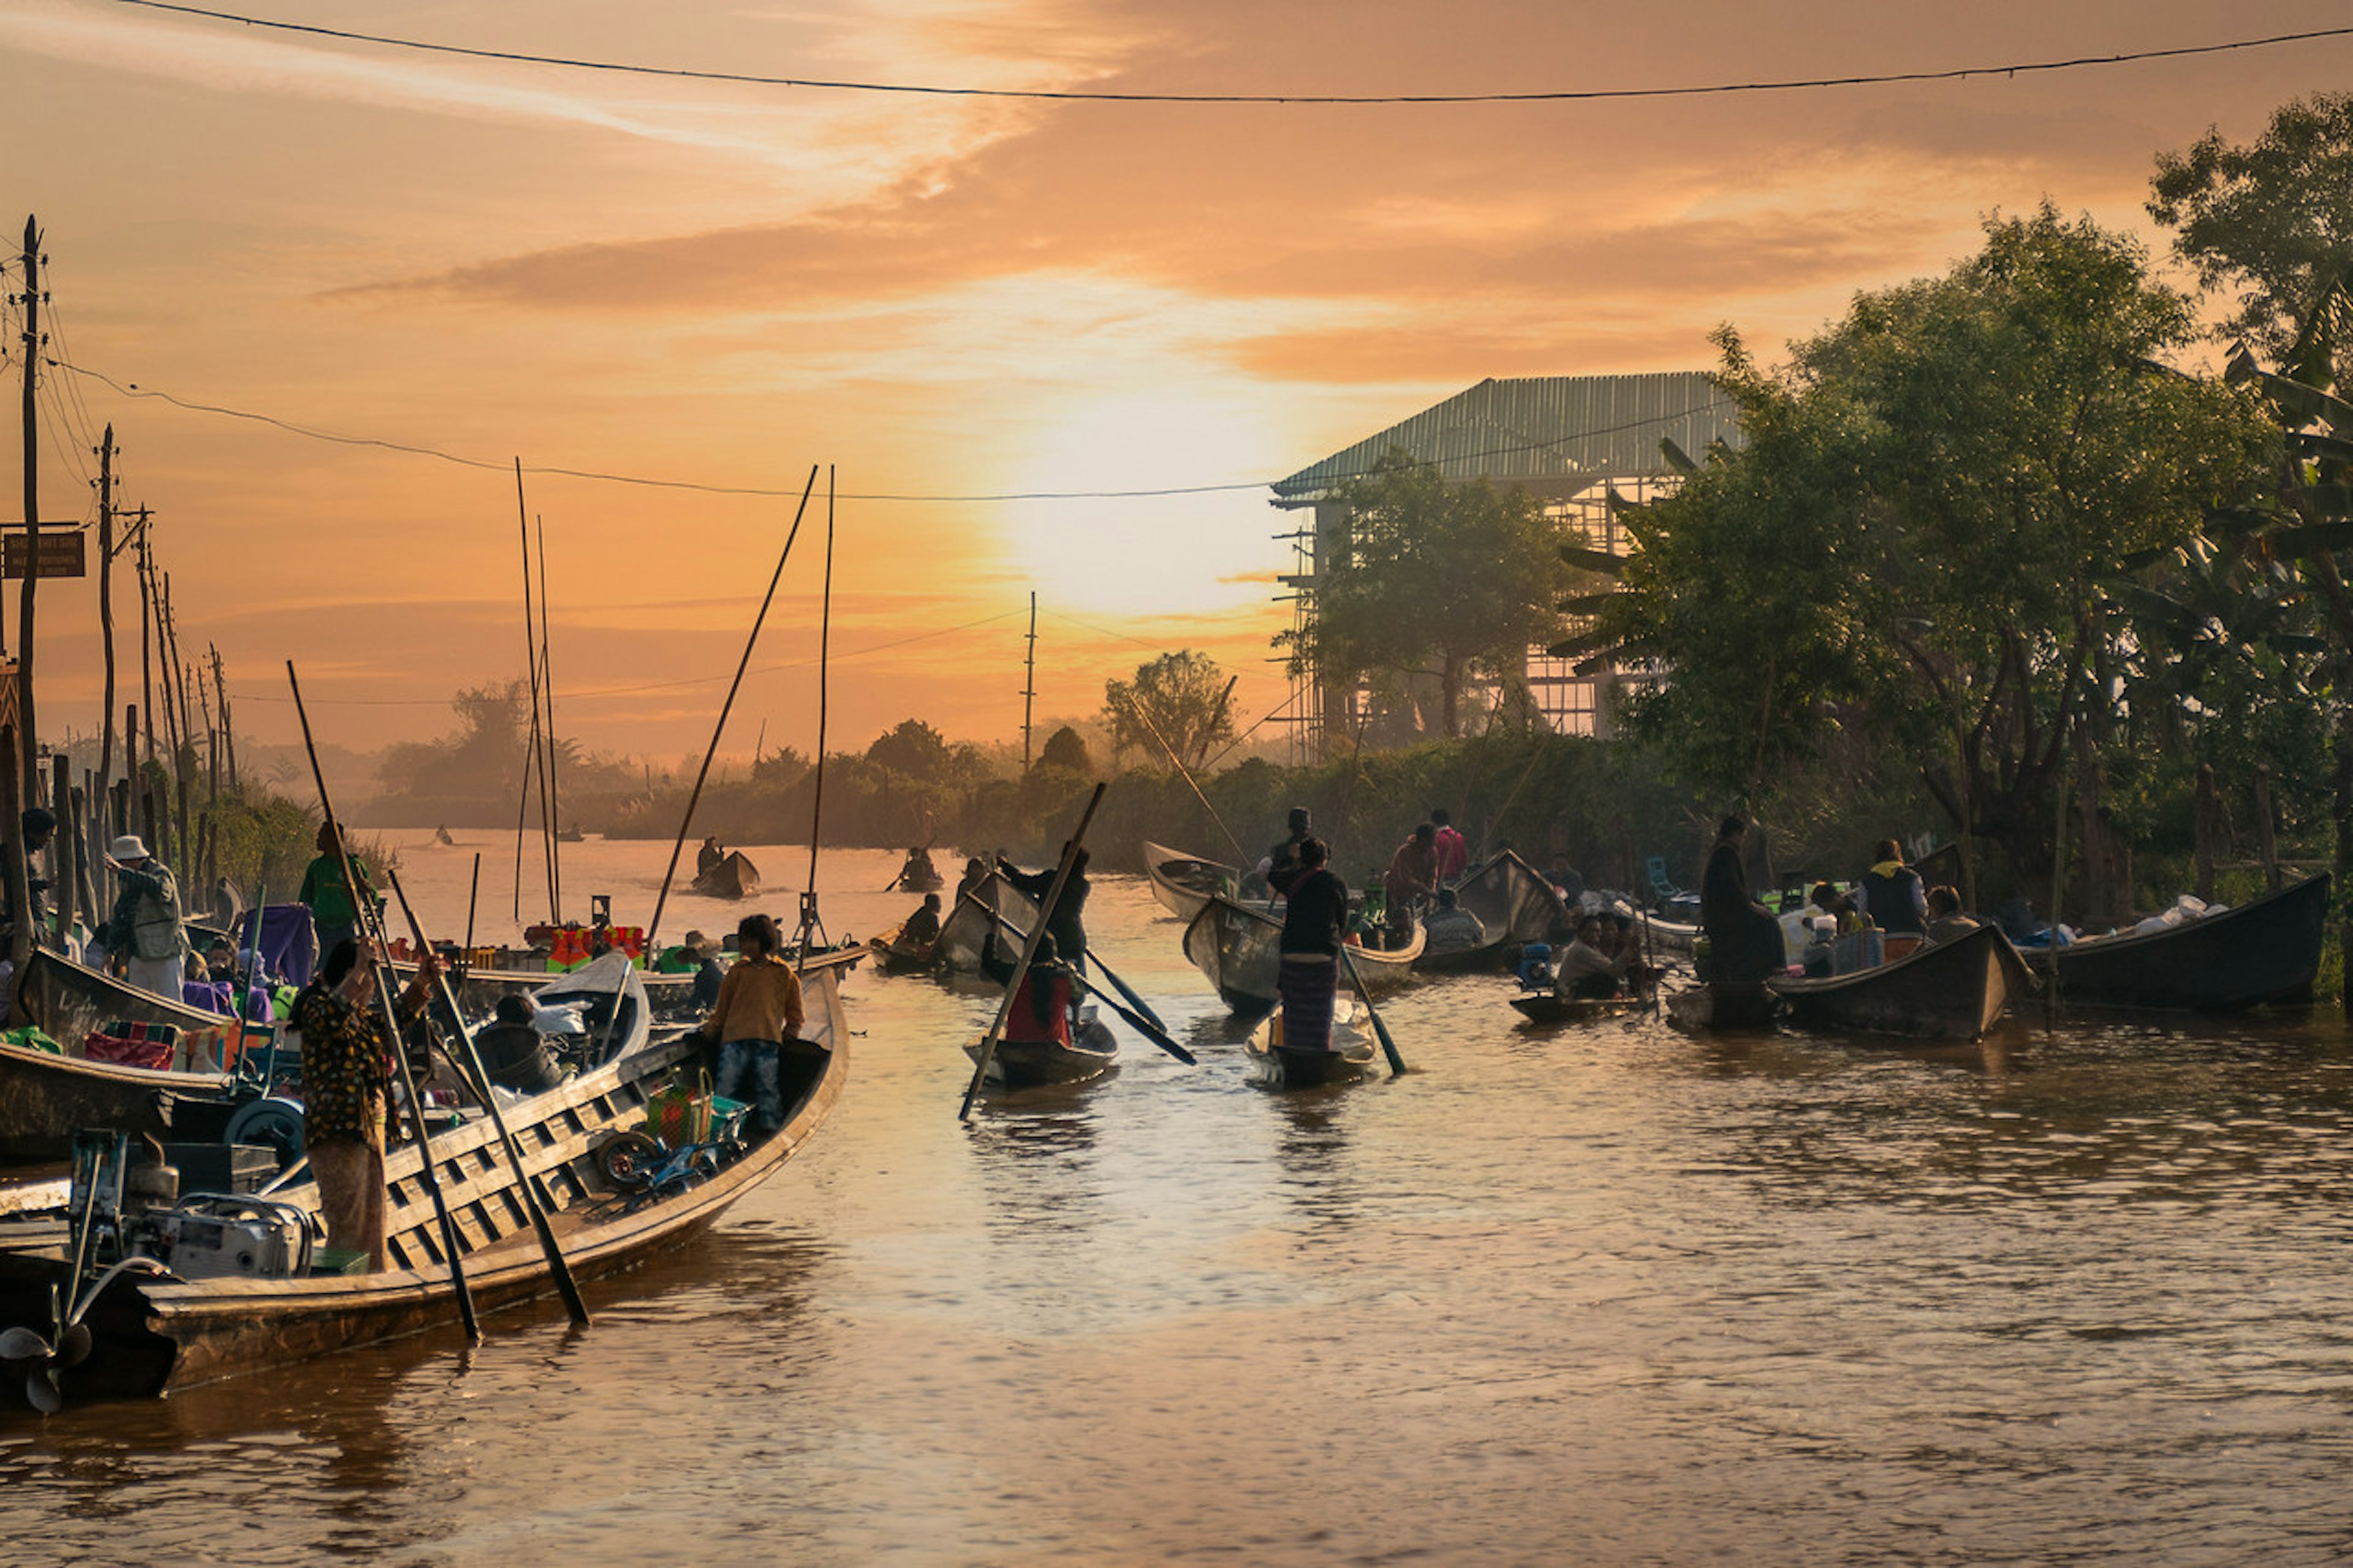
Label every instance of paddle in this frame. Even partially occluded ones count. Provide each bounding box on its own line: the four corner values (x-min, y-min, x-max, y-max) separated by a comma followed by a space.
1084, 949, 1168, 1034
1339, 943, 1408, 1077
962, 785, 1105, 1120
287, 662, 481, 1344
382, 865, 593, 1327
966, 902, 1194, 1066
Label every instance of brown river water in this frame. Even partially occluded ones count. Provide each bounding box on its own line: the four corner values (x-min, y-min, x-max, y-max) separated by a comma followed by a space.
2, 836, 2351, 1565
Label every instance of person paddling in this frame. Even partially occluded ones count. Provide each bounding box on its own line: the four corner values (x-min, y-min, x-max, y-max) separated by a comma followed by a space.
1270, 836, 1349, 1051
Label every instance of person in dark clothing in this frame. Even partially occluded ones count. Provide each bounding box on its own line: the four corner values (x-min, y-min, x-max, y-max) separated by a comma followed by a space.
1700, 816, 1787, 983
897, 893, 944, 955
13, 808, 55, 943
1855, 839, 1927, 937
1265, 806, 1314, 892
1273, 837, 1348, 1051
680, 930, 727, 1010
998, 845, 1089, 977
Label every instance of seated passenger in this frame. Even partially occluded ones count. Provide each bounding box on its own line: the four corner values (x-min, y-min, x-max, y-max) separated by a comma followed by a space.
979, 930, 1077, 1045
1923, 885, 1980, 945
1808, 881, 1860, 934
898, 892, 944, 953
1855, 839, 1927, 937
1420, 887, 1487, 955
1553, 916, 1632, 1000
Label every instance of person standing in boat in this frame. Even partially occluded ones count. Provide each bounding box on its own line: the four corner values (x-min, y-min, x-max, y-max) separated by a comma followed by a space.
1854, 839, 1927, 941
1381, 823, 1440, 949
697, 912, 803, 1138
104, 835, 190, 1001
1431, 807, 1469, 884
1700, 816, 1786, 983
1263, 806, 1316, 894
1269, 836, 1349, 1052
953, 856, 988, 908
293, 938, 439, 1272
300, 822, 377, 960
980, 928, 1078, 1046
997, 845, 1089, 977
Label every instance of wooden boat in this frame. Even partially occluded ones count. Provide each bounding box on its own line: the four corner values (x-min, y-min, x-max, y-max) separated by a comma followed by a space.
1243, 1000, 1377, 1088
1413, 925, 1514, 974
1664, 982, 1776, 1031
1768, 923, 2021, 1040
387, 956, 704, 1020
1452, 850, 1563, 942
0, 953, 854, 1403
1508, 991, 1643, 1025
933, 874, 1037, 974
892, 860, 944, 893
962, 1007, 1118, 1089
1141, 841, 1237, 922
2040, 873, 2329, 1012
0, 949, 248, 1162
864, 925, 939, 975
1180, 895, 1421, 1015
1640, 914, 1701, 956
689, 850, 761, 901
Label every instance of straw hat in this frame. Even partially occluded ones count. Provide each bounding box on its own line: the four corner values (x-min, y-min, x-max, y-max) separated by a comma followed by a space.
108, 834, 153, 865
681, 930, 711, 956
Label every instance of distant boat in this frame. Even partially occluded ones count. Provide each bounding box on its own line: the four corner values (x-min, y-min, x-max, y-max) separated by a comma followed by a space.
690, 850, 761, 901
1140, 841, 1235, 922
1507, 991, 1643, 1026
433, 825, 456, 846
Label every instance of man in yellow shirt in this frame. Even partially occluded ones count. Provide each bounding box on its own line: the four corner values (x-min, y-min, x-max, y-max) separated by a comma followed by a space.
697, 913, 803, 1135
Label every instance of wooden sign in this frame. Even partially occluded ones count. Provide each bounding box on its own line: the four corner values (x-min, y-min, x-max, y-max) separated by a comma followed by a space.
1, 531, 88, 580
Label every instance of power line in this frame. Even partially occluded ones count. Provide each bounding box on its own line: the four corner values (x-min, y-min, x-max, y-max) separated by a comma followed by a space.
48, 356, 1737, 501
97, 2, 2353, 106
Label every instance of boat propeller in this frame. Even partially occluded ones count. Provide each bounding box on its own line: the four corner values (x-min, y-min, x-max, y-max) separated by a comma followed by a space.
0, 1285, 94, 1414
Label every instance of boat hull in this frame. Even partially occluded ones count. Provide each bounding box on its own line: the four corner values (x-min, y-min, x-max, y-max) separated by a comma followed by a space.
1452, 850, 1563, 943
1243, 1006, 1376, 1088
1769, 923, 2018, 1040
689, 850, 762, 901
1180, 897, 1420, 1016
963, 1016, 1118, 1088
1508, 993, 1643, 1026
1141, 841, 1235, 923
2044, 873, 2329, 1011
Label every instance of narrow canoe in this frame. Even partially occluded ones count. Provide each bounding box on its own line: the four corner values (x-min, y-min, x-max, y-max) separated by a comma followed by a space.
1414, 930, 1515, 974
0, 953, 853, 1403
2041, 873, 2329, 1011
963, 1010, 1118, 1089
1663, 982, 1776, 1031
1180, 896, 1422, 1016
1140, 841, 1237, 922
1452, 850, 1564, 942
933, 874, 1038, 975
689, 850, 762, 901
1508, 992, 1644, 1026
1243, 1002, 1377, 1088
893, 861, 944, 893
1768, 923, 2021, 1041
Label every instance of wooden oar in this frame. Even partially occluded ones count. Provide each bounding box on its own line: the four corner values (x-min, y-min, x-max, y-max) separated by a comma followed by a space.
382, 865, 591, 1327
1338, 943, 1408, 1076
962, 784, 1105, 1120
1083, 949, 1167, 1034
287, 662, 481, 1344
966, 901, 1193, 1065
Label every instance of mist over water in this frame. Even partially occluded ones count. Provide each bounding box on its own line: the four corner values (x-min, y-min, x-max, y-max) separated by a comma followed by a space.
2, 839, 2350, 1564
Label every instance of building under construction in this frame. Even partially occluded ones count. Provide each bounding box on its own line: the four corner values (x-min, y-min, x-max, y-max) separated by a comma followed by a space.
1269, 371, 1743, 760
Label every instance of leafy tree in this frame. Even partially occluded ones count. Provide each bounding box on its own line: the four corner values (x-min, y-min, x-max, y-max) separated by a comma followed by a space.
1280, 449, 1572, 738
2150, 93, 2353, 384
1590, 208, 2274, 904
865, 719, 952, 781
1104, 651, 1235, 767
1038, 725, 1092, 775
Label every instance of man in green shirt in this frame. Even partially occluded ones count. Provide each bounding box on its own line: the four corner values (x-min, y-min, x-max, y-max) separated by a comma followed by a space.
299, 822, 376, 957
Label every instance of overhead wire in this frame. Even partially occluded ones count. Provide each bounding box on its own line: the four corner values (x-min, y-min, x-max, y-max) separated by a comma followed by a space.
97, 2, 2353, 106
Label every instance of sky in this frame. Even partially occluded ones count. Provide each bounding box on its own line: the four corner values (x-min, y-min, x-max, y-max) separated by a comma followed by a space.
0, 0, 2346, 773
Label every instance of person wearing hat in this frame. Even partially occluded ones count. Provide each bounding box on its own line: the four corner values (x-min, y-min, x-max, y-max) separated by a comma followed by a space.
103, 833, 189, 1001
684, 930, 727, 1009
298, 821, 377, 959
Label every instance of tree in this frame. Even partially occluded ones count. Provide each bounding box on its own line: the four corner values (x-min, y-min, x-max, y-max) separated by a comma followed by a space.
2150, 93, 2353, 385
1592, 209, 2275, 906
1280, 449, 1572, 738
866, 719, 952, 781
1038, 725, 1092, 775
1104, 651, 1235, 767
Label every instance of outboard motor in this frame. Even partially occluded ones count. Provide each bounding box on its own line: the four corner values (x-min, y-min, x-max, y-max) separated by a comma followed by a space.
1517, 942, 1554, 992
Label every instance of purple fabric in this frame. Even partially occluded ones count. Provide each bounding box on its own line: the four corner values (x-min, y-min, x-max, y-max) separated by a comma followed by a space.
182, 980, 235, 1015
1276, 955, 1339, 1051
233, 904, 318, 988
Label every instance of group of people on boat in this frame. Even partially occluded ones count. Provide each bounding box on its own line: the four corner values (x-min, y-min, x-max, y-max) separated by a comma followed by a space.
1703, 818, 1982, 983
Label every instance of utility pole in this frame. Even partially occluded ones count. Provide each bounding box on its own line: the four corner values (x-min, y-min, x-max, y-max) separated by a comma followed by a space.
211, 644, 235, 792
1021, 591, 1037, 772
96, 426, 116, 812
16, 215, 43, 807
133, 512, 154, 768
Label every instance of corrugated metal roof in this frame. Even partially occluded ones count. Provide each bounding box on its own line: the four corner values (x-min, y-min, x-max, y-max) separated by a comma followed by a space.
1271, 372, 1742, 498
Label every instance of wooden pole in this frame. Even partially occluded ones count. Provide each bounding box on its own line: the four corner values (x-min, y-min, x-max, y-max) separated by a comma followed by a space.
212, 645, 236, 794
135, 521, 154, 768
2256, 763, 2280, 893
1, 727, 29, 979
1021, 590, 1037, 773
68, 782, 96, 945
15, 217, 41, 806
47, 752, 74, 951
961, 783, 1105, 1121
799, 466, 836, 945
513, 461, 555, 925
286, 661, 482, 1343
536, 513, 561, 923
96, 427, 116, 809
644, 466, 819, 955
1123, 692, 1249, 865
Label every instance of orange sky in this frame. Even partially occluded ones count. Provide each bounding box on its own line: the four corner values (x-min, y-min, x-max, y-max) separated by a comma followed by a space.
1, 0, 2344, 770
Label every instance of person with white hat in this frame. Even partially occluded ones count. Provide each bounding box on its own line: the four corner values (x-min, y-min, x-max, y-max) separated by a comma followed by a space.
102, 834, 189, 1001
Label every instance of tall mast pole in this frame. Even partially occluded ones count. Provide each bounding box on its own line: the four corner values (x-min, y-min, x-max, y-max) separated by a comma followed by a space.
1022, 590, 1037, 773
16, 215, 42, 806
537, 513, 561, 923
135, 519, 154, 768
96, 425, 116, 809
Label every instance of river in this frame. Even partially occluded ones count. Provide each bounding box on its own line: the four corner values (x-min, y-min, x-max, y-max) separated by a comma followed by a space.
2, 835, 2349, 1564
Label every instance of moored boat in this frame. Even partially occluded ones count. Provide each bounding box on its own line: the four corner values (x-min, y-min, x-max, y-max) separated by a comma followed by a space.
689, 850, 762, 901
1179, 896, 1421, 1015
0, 952, 854, 1403
1508, 991, 1643, 1026
2040, 873, 2329, 1011
1243, 1001, 1377, 1088
1452, 850, 1563, 943
1140, 841, 1236, 922
933, 873, 1038, 974
962, 1007, 1118, 1089
1768, 923, 2022, 1040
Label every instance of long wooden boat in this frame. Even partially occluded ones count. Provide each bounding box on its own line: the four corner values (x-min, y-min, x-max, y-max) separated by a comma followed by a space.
1508, 991, 1643, 1026
689, 849, 761, 901
0, 949, 248, 1162
2042, 873, 2329, 1011
1179, 896, 1421, 1015
1452, 850, 1563, 943
1768, 923, 2020, 1040
934, 874, 1038, 974
963, 1009, 1118, 1089
0, 953, 854, 1403
1243, 1001, 1377, 1088
1413, 927, 1514, 974
1141, 841, 1237, 922
1664, 982, 1776, 1031
892, 859, 944, 893
388, 956, 703, 1019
